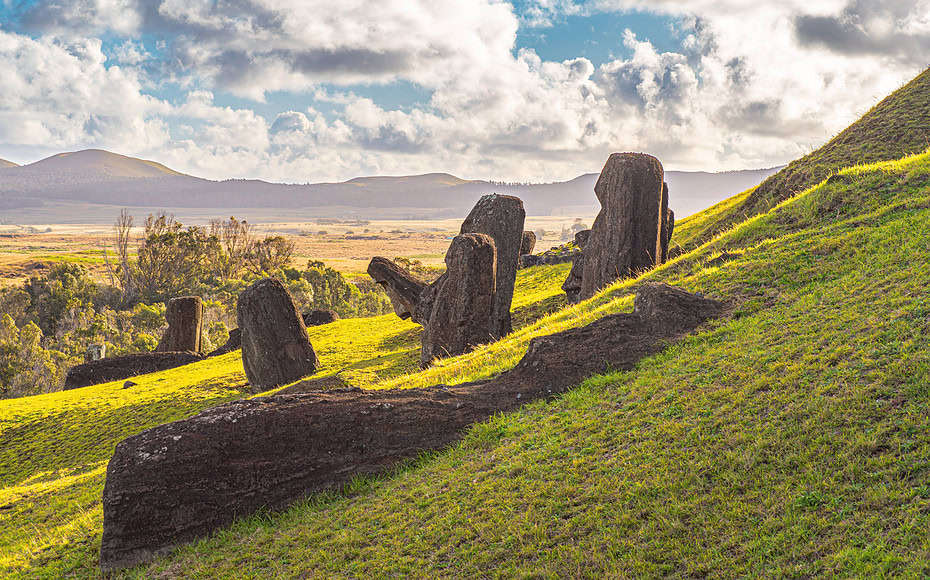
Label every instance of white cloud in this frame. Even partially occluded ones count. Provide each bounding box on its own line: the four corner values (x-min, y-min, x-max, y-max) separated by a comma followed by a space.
1, 0, 928, 183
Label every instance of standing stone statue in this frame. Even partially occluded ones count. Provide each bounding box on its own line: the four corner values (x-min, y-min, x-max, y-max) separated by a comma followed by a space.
520, 230, 536, 255
237, 278, 318, 390
419, 233, 496, 367
659, 182, 675, 263
564, 153, 665, 303
561, 230, 592, 304
460, 194, 525, 338
157, 296, 203, 352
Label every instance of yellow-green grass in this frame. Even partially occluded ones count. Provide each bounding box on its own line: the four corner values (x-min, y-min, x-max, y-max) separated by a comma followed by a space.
136, 150, 930, 578
680, 66, 930, 252
3, 150, 930, 576
0, 264, 571, 576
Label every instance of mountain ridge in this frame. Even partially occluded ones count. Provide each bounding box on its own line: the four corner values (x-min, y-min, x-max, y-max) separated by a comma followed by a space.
0, 148, 780, 218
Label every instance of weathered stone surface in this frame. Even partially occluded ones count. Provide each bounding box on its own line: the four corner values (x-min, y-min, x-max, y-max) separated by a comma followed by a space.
574, 229, 591, 248
99, 284, 725, 571
64, 352, 204, 390
157, 296, 203, 353
367, 257, 428, 322
420, 233, 496, 367
659, 182, 675, 263
520, 230, 536, 255
570, 153, 664, 302
460, 194, 525, 338
303, 309, 339, 327
206, 328, 241, 357
561, 254, 585, 303
237, 278, 319, 390
519, 249, 579, 269
84, 344, 106, 363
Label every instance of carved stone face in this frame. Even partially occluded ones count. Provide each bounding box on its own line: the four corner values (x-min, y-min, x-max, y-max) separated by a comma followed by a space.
380, 283, 413, 319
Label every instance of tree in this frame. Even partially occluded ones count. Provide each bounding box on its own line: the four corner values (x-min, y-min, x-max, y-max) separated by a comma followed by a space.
248, 236, 295, 273
209, 216, 254, 281
134, 213, 219, 302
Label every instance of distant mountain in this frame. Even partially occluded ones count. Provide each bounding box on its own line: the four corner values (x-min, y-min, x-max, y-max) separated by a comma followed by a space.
0, 149, 781, 219
0, 158, 17, 168
18, 149, 184, 179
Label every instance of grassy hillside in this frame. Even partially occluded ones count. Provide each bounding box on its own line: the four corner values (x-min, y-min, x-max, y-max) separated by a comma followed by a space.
140, 150, 930, 578
2, 147, 930, 576
675, 66, 930, 255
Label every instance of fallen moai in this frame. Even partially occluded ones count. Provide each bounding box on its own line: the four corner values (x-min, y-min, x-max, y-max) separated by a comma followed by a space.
459, 194, 525, 338
238, 278, 319, 390
99, 284, 725, 571
563, 153, 674, 303
157, 296, 203, 353
64, 352, 205, 390
521, 229, 587, 269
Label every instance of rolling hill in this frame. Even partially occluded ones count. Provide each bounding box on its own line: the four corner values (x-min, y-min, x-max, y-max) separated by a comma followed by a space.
0, 149, 779, 219
676, 65, 930, 253
2, 64, 929, 580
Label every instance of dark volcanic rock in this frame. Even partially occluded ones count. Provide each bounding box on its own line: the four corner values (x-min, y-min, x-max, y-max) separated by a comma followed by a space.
303, 309, 339, 327
99, 284, 725, 571
561, 254, 585, 303
574, 229, 591, 248
207, 328, 241, 357
420, 233, 496, 367
659, 183, 675, 263
157, 296, 203, 353
64, 352, 204, 390
571, 153, 665, 302
367, 257, 428, 322
519, 249, 580, 268
460, 194, 525, 338
520, 230, 537, 255
237, 278, 319, 390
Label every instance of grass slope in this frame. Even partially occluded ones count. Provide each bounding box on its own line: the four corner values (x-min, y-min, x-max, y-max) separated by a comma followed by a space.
2, 149, 930, 576
140, 150, 930, 578
0, 264, 569, 576
677, 66, 930, 255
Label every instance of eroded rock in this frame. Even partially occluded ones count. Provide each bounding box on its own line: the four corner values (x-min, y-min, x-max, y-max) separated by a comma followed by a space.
237, 278, 319, 390
64, 352, 204, 390
420, 233, 496, 367
580, 153, 664, 301
157, 296, 203, 353
460, 194, 525, 338
520, 230, 537, 255
99, 284, 725, 572
303, 309, 339, 327
367, 257, 428, 322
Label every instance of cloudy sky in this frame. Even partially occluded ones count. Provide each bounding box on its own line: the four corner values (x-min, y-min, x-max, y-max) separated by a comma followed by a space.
0, 0, 927, 183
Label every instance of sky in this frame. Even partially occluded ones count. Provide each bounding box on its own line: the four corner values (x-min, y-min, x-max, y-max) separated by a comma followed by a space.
0, 0, 927, 183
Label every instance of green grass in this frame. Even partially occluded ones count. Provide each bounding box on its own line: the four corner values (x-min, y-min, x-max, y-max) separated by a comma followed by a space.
3, 149, 930, 577
680, 66, 930, 252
